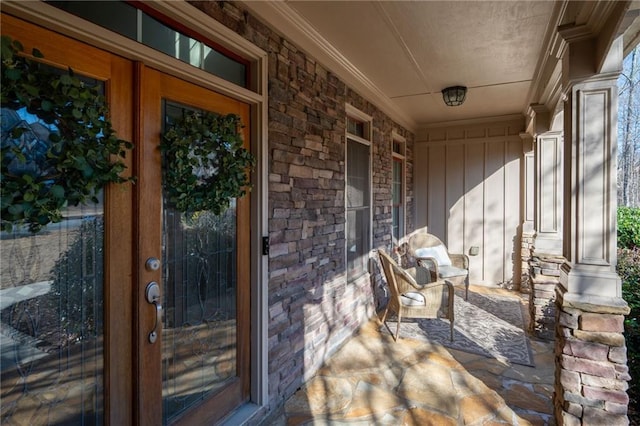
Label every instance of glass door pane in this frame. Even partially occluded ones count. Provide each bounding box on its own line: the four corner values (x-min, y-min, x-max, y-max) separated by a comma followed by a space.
1, 108, 105, 425
161, 102, 239, 423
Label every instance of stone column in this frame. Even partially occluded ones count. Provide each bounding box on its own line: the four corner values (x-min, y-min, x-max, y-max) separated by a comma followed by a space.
555, 33, 631, 425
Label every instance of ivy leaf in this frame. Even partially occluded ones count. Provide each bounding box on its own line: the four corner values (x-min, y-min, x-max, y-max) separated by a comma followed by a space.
23, 84, 39, 96
8, 204, 24, 215
1, 35, 15, 58
41, 99, 53, 111
12, 39, 24, 52
50, 185, 65, 199
59, 74, 73, 85
5, 68, 22, 81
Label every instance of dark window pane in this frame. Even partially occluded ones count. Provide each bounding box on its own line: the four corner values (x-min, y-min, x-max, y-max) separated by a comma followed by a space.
393, 141, 403, 155
47, 1, 137, 39
347, 208, 370, 280
142, 13, 200, 67
347, 117, 366, 138
203, 47, 247, 88
48, 1, 248, 88
392, 159, 404, 240
347, 139, 370, 208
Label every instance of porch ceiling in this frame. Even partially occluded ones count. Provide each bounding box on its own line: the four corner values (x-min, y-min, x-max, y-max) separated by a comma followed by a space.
288, 1, 554, 126
243, 0, 640, 131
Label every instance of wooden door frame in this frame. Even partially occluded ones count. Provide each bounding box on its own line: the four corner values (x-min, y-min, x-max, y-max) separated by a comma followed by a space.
136, 65, 252, 425
0, 14, 136, 425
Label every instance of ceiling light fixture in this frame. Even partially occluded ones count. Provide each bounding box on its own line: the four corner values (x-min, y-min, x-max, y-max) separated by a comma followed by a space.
441, 86, 467, 106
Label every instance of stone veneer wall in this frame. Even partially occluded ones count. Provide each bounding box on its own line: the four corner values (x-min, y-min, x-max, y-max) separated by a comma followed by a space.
555, 287, 631, 425
529, 254, 563, 340
190, 0, 415, 414
520, 231, 534, 294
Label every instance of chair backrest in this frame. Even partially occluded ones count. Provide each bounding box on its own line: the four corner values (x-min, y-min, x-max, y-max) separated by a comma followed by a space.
407, 232, 451, 267
378, 249, 401, 302
408, 232, 444, 251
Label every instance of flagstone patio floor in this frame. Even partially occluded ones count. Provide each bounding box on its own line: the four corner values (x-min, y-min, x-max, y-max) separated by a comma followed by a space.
271, 285, 556, 425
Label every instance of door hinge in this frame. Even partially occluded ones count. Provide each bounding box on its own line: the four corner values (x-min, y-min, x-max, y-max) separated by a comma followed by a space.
262, 236, 269, 256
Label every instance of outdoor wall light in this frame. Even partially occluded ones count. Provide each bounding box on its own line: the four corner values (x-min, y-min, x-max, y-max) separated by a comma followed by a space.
441, 86, 467, 106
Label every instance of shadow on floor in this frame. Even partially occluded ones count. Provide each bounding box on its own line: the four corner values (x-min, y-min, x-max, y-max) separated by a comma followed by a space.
273, 285, 556, 426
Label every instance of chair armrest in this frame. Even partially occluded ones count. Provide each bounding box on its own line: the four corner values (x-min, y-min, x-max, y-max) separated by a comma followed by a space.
444, 279, 455, 322
393, 264, 447, 294
414, 256, 440, 279
406, 265, 435, 285
448, 253, 469, 269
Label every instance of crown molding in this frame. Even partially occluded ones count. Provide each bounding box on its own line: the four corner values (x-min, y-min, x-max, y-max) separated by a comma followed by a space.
240, 1, 417, 133
525, 1, 566, 119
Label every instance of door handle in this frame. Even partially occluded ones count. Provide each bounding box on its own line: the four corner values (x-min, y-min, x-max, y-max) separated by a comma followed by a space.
145, 281, 162, 344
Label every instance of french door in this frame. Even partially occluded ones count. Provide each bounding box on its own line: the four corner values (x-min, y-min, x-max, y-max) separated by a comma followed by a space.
0, 15, 251, 425
136, 65, 251, 425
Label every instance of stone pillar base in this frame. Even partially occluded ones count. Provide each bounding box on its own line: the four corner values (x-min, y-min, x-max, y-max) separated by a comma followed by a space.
555, 286, 631, 426
529, 253, 564, 340
520, 231, 535, 294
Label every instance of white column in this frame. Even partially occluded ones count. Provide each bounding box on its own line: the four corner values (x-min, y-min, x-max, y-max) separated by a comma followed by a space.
521, 133, 535, 234
535, 131, 563, 255
559, 37, 622, 298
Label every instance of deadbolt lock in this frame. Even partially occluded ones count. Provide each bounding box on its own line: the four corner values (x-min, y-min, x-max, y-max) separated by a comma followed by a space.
145, 257, 161, 272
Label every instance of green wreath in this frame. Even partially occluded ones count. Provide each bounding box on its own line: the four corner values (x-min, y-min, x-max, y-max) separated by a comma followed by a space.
160, 111, 254, 215
1, 36, 133, 233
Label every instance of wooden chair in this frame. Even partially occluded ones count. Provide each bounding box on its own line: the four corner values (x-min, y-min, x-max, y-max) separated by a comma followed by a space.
407, 232, 470, 300
378, 249, 454, 341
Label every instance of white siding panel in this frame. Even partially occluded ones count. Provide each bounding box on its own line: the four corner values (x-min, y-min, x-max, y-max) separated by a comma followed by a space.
505, 140, 522, 285
465, 143, 486, 283
428, 145, 446, 240
446, 144, 465, 253
485, 141, 506, 283
414, 143, 429, 229
415, 118, 524, 286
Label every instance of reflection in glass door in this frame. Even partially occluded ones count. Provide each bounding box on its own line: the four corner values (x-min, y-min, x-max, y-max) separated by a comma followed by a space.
1, 108, 105, 425
160, 102, 239, 423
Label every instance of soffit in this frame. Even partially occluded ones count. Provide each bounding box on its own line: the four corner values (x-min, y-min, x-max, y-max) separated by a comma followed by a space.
243, 1, 638, 131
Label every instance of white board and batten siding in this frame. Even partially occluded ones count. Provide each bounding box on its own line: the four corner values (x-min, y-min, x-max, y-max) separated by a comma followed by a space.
414, 118, 525, 286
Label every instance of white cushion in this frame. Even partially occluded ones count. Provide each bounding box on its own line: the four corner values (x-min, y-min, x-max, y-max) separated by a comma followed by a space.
400, 292, 425, 306
438, 265, 468, 278
414, 244, 452, 267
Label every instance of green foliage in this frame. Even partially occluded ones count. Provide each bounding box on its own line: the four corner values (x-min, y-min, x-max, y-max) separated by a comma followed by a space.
1, 36, 133, 233
619, 247, 640, 422
620, 248, 640, 323
618, 206, 640, 249
160, 111, 255, 215
49, 218, 104, 339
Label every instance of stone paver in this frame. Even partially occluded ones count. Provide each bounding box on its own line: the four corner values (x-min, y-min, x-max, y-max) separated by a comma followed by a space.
276, 286, 556, 425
